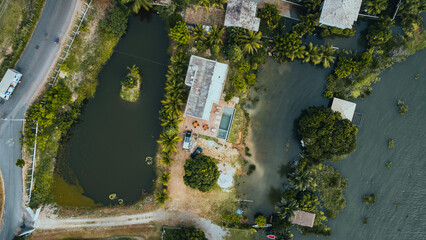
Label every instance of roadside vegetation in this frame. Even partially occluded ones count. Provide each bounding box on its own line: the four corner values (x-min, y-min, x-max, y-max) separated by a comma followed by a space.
23, 1, 131, 208
120, 65, 142, 102
0, 0, 45, 77
163, 226, 207, 240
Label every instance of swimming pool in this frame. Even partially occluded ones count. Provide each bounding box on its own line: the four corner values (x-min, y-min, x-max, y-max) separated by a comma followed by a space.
217, 107, 235, 140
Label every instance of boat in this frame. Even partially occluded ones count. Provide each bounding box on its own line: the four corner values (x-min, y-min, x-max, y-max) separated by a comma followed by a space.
266, 235, 277, 239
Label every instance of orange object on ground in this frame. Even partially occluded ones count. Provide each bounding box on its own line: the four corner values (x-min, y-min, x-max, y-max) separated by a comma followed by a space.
203, 125, 208, 130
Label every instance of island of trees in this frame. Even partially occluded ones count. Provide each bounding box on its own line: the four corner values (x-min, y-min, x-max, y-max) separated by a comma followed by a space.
120, 65, 142, 102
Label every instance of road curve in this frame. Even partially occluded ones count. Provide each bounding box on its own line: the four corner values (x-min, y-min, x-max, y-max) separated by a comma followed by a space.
0, 1, 78, 239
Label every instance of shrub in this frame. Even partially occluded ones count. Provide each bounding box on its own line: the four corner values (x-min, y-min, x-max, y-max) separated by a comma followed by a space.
163, 226, 207, 240
255, 215, 267, 227
237, 61, 251, 74
363, 194, 376, 204
183, 155, 220, 192
16, 158, 25, 168
232, 75, 246, 92
397, 100, 408, 115
388, 139, 394, 148
100, 6, 129, 36
225, 44, 243, 62
246, 73, 257, 85
169, 21, 190, 45
211, 44, 220, 55
121, 65, 141, 89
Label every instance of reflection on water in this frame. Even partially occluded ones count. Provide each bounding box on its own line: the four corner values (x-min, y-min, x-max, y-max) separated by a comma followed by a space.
239, 46, 426, 239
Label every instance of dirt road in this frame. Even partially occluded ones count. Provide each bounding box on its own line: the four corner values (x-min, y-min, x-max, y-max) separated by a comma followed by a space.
38, 209, 228, 240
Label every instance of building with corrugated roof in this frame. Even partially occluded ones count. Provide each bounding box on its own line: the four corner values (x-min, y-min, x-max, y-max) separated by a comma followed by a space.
290, 210, 316, 228
331, 97, 357, 121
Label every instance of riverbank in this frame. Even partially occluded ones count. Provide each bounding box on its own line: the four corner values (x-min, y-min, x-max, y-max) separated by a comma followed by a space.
0, 0, 45, 76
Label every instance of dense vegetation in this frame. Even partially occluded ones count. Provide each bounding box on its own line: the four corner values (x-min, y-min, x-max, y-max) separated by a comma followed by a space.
298, 106, 358, 163
183, 155, 220, 192
163, 226, 207, 240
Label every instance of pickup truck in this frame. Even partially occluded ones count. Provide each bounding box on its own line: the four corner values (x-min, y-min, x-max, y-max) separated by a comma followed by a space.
182, 131, 192, 150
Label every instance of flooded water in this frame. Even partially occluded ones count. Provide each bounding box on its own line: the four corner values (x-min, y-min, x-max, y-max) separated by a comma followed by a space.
239, 44, 426, 239
56, 14, 169, 205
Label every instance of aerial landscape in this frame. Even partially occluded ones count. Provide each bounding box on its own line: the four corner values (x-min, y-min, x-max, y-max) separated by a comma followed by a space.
0, 0, 424, 239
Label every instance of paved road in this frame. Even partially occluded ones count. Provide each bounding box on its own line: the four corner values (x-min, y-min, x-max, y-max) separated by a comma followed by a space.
0, 1, 78, 239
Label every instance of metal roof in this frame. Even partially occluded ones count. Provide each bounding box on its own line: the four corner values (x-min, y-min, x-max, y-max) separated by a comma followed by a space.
184, 56, 228, 120
331, 97, 357, 121
319, 0, 363, 29
0, 69, 22, 100
290, 210, 316, 228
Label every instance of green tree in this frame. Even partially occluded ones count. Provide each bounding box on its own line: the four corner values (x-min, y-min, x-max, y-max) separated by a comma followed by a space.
183, 155, 220, 192
121, 0, 152, 13
363, 0, 388, 15
121, 65, 141, 89
169, 21, 190, 45
160, 153, 175, 166
100, 6, 129, 36
157, 129, 182, 153
258, 3, 280, 30
366, 17, 394, 47
318, 44, 336, 68
333, 55, 358, 79
303, 0, 323, 13
298, 106, 358, 162
155, 188, 170, 205
237, 61, 251, 74
196, 0, 210, 11
272, 32, 304, 63
192, 24, 206, 41
277, 197, 298, 221
160, 171, 171, 185
206, 25, 224, 46
161, 92, 184, 116
288, 171, 313, 191
246, 73, 257, 85
255, 215, 267, 227
237, 30, 263, 54
225, 44, 243, 62
211, 0, 226, 9
16, 158, 25, 168
231, 75, 246, 92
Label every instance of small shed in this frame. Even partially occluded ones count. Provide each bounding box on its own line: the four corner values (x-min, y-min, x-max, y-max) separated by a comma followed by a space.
290, 210, 316, 228
319, 0, 363, 29
0, 69, 23, 100
224, 0, 260, 31
331, 97, 356, 121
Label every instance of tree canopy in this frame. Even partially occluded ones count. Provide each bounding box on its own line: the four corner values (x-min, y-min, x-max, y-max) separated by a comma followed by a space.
100, 6, 129, 36
169, 21, 190, 45
298, 106, 358, 162
183, 155, 220, 192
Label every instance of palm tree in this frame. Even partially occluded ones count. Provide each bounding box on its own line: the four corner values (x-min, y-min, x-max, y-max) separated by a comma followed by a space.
192, 25, 206, 42
155, 188, 171, 205
288, 171, 313, 191
157, 129, 182, 153
160, 111, 183, 129
238, 30, 263, 54
319, 44, 336, 68
121, 0, 152, 13
277, 198, 298, 221
159, 172, 171, 185
165, 79, 184, 92
206, 26, 224, 46
160, 153, 175, 166
161, 92, 184, 116
166, 67, 184, 81
211, 0, 227, 9
196, 0, 210, 11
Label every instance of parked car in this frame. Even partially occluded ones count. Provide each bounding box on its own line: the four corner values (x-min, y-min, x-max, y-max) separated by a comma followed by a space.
191, 147, 202, 159
183, 131, 192, 150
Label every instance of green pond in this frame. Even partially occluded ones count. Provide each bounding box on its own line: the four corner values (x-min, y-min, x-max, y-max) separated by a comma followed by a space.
239, 24, 426, 240
55, 14, 169, 206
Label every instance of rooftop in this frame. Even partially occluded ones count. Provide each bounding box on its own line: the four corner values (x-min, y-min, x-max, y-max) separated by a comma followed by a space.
224, 0, 261, 31
290, 210, 316, 228
184, 56, 228, 121
319, 0, 363, 29
331, 97, 357, 121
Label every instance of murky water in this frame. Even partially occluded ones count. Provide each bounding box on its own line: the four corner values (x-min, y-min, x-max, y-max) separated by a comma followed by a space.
56, 14, 169, 205
240, 38, 426, 240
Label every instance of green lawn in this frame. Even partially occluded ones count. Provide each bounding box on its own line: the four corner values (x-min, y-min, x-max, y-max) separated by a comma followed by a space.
224, 229, 253, 240
228, 105, 246, 144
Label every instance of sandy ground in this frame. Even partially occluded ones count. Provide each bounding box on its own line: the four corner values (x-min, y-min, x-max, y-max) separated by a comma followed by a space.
38, 208, 228, 240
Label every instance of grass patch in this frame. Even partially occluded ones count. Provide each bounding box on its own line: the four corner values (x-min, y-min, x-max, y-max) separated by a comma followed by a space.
198, 134, 219, 143
228, 105, 246, 144
224, 229, 252, 240
120, 78, 141, 102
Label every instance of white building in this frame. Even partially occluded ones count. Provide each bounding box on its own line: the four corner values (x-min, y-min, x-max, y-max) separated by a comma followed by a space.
184, 56, 228, 121
224, 0, 260, 32
0, 69, 23, 100
331, 97, 357, 121
319, 0, 363, 29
